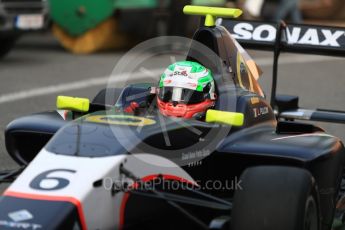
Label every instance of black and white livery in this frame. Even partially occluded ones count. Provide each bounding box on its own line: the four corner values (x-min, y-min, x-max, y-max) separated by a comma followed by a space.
1, 6, 345, 230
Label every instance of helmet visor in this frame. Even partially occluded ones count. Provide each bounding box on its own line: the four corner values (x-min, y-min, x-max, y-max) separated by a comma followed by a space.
158, 87, 206, 105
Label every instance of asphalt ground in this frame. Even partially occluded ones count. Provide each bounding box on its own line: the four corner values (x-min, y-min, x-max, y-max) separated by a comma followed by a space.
0, 32, 344, 174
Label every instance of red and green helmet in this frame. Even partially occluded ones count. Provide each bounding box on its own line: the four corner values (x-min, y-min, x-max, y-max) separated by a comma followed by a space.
157, 61, 216, 119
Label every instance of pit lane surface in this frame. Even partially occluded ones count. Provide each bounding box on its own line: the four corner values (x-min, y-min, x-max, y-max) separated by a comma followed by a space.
0, 33, 344, 174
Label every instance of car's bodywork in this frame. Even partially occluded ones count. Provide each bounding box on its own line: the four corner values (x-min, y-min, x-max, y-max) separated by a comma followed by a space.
1, 6, 345, 230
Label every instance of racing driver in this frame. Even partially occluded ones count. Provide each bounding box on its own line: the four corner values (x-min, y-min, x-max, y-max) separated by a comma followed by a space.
156, 61, 216, 119
124, 61, 216, 120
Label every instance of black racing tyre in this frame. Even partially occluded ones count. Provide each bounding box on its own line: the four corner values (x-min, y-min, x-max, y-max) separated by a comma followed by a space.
231, 166, 320, 230
0, 37, 16, 58
92, 88, 123, 105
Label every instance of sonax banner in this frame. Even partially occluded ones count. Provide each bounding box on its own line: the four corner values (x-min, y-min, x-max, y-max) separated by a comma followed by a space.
220, 19, 345, 56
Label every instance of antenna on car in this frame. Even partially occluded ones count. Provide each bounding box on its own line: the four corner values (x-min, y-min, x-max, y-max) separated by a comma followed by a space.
183, 5, 242, 27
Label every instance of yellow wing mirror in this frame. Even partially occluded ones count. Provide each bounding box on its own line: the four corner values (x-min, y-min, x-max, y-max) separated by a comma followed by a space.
206, 109, 244, 127
56, 96, 90, 112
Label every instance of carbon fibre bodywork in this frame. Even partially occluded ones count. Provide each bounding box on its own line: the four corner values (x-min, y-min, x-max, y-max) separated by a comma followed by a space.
5, 92, 345, 229
1, 15, 345, 230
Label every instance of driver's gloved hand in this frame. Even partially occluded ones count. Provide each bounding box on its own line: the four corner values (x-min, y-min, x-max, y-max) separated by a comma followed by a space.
124, 102, 140, 114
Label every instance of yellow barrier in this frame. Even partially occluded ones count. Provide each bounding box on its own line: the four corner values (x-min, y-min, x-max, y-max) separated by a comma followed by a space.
52, 18, 132, 54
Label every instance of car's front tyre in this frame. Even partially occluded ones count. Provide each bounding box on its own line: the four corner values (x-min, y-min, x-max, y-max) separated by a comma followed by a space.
231, 166, 320, 230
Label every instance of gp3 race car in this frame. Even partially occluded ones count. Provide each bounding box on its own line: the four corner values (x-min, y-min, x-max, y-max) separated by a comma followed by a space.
1, 5, 345, 230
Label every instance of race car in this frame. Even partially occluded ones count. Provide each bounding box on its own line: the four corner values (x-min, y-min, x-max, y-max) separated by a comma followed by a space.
0, 0, 50, 58
1, 5, 345, 230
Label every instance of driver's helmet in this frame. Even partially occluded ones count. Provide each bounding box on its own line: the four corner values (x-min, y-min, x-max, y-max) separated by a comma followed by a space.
157, 61, 216, 119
